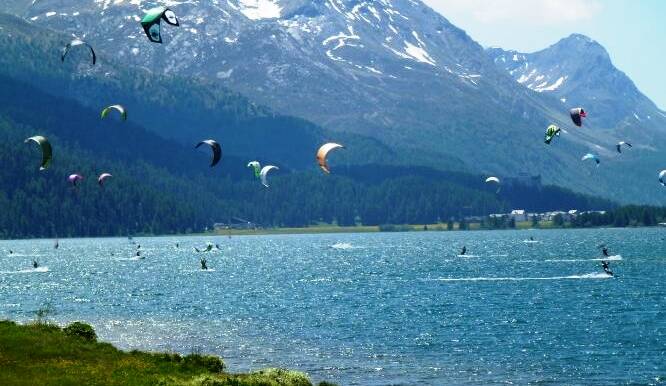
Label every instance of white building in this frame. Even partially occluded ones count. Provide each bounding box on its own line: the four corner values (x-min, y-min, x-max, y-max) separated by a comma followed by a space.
510, 209, 527, 222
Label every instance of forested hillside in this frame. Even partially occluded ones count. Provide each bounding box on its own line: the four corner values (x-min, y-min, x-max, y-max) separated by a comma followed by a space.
0, 73, 613, 238
0, 12, 399, 170
6, 1, 665, 203
0, 12, 615, 239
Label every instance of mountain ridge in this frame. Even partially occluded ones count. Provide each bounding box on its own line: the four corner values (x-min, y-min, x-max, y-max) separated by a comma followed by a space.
487, 33, 666, 138
0, 13, 618, 239
1, 2, 665, 203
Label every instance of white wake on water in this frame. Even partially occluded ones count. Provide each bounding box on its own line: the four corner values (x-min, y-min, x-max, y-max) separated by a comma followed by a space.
545, 255, 623, 262
116, 256, 145, 261
330, 242, 355, 250
0, 266, 49, 274
433, 272, 612, 282
516, 255, 623, 263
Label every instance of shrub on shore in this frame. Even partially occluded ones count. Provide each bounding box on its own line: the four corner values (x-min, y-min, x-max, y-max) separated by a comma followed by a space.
63, 321, 97, 342
183, 354, 225, 373
188, 368, 313, 386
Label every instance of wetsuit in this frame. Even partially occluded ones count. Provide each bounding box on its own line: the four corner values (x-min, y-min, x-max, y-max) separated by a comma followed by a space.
32, 261, 38, 268
201, 259, 208, 270
602, 247, 610, 257
460, 246, 467, 256
602, 261, 612, 276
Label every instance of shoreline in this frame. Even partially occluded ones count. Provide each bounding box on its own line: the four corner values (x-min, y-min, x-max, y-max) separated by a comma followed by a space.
208, 221, 663, 237
0, 222, 663, 241
0, 319, 337, 386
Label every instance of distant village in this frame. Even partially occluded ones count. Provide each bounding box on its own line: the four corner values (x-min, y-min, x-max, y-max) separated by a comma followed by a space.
466, 209, 608, 225
209, 173, 663, 232
212, 210, 612, 232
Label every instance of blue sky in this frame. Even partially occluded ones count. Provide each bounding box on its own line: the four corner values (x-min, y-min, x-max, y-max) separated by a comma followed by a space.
422, 0, 666, 109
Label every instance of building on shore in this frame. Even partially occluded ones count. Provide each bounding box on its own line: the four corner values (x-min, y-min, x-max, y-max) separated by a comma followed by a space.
510, 209, 527, 222
467, 209, 608, 224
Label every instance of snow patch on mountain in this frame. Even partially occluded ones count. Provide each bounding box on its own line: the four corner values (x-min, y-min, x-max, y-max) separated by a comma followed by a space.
216, 68, 234, 79
534, 75, 567, 92
237, 0, 282, 20
279, 19, 321, 36
323, 26, 361, 62
366, 66, 382, 74
516, 69, 535, 84
495, 51, 568, 93
402, 40, 434, 65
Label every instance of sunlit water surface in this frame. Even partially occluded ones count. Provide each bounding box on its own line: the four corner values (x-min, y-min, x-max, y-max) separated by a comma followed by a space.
0, 228, 664, 385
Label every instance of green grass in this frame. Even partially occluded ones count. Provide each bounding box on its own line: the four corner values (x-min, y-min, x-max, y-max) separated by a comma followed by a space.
205, 219, 577, 237
211, 223, 474, 236
212, 224, 380, 236
0, 320, 335, 386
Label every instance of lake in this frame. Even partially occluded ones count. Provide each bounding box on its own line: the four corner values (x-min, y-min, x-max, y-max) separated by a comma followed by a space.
0, 228, 664, 385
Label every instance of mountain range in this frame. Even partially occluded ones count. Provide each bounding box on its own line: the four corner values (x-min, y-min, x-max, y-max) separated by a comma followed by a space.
1, 0, 665, 206
487, 34, 666, 142
0, 10, 617, 238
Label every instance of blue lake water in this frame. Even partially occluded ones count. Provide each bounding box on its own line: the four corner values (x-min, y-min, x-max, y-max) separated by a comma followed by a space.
0, 228, 664, 385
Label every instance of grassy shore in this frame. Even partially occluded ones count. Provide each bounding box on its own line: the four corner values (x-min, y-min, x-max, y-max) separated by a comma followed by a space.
210, 222, 555, 236
0, 320, 336, 386
212, 224, 380, 236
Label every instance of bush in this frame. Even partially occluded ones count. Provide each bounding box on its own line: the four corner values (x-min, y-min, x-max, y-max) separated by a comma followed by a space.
63, 322, 97, 342
0, 320, 17, 328
157, 352, 182, 363
251, 368, 311, 386
30, 323, 62, 333
183, 354, 225, 373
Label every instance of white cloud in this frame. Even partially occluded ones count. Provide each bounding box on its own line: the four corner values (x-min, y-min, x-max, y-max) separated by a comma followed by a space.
423, 0, 602, 25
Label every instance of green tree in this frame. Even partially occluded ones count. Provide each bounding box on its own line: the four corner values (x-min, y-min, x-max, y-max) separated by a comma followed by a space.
553, 214, 564, 227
